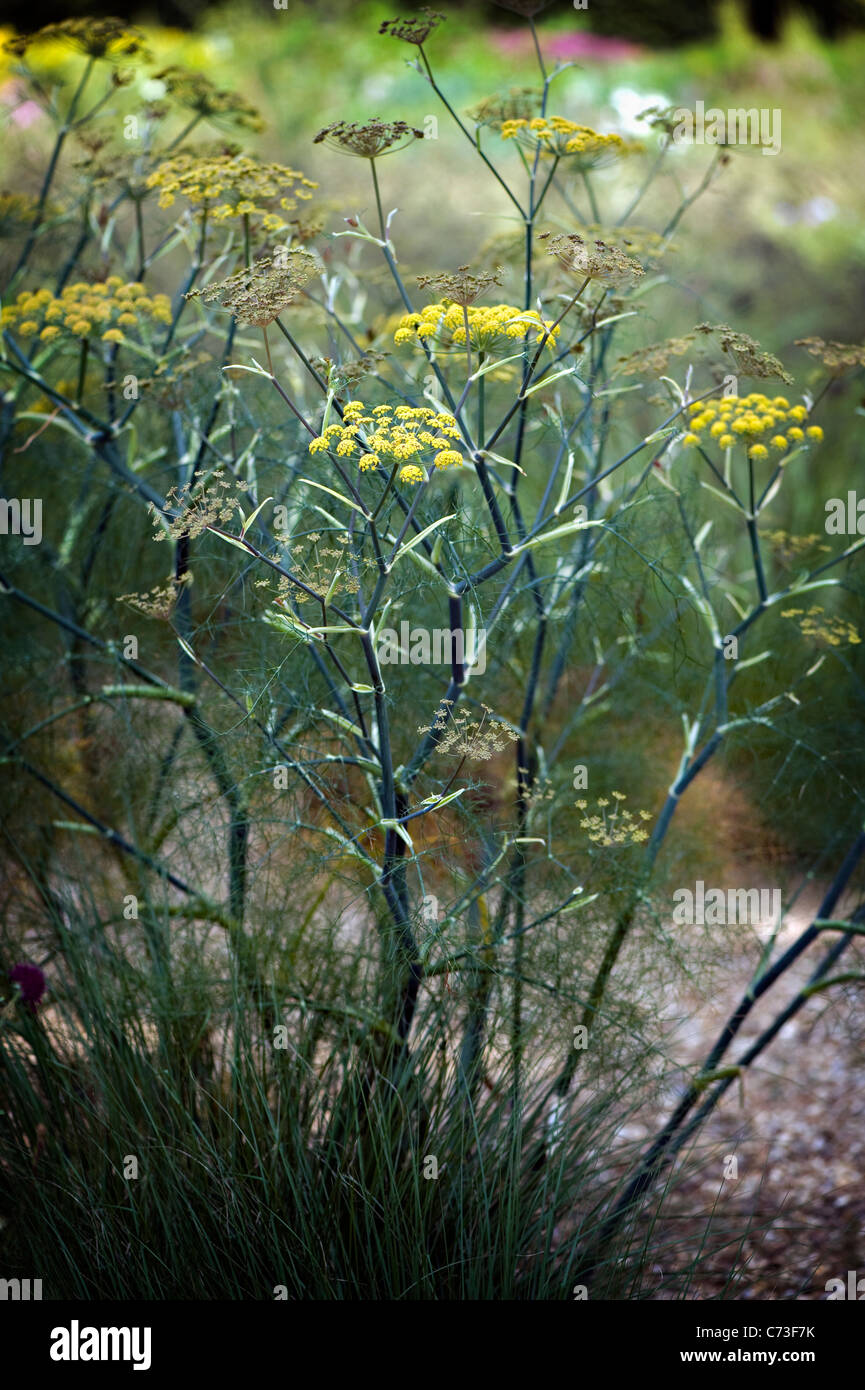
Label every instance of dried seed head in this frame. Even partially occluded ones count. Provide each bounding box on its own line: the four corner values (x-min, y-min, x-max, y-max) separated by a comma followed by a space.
313, 118, 424, 159
118, 573, 192, 620
187, 251, 319, 327
154, 66, 264, 132
541, 232, 645, 289
424, 702, 519, 760
695, 323, 793, 384
795, 337, 865, 374
467, 88, 542, 130
378, 8, 446, 44
310, 351, 391, 390
155, 469, 246, 543
614, 335, 697, 378
415, 264, 503, 307
636, 104, 687, 138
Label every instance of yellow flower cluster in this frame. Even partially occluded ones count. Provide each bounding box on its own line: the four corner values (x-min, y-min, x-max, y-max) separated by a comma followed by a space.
575, 791, 653, 846
501, 117, 630, 164
1, 278, 172, 343
4, 18, 148, 61
0, 190, 61, 237
394, 301, 558, 353
146, 154, 316, 231
308, 402, 464, 484
759, 529, 830, 564
781, 606, 861, 647
680, 394, 823, 459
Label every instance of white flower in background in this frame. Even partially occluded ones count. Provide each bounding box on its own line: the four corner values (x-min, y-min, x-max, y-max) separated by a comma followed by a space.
610, 87, 672, 135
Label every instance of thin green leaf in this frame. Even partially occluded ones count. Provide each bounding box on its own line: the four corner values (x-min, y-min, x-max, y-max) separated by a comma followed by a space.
389, 513, 456, 567
300, 477, 369, 518
240, 495, 273, 538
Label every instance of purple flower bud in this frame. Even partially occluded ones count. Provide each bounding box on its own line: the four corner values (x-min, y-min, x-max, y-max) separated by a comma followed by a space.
9, 962, 46, 1012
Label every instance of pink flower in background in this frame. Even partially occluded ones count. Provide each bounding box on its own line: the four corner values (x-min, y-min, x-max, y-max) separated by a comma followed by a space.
1, 80, 44, 128
490, 30, 641, 62
546, 33, 641, 61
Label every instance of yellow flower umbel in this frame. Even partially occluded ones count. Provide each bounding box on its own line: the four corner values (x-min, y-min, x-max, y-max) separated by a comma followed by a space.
577, 791, 653, 846
759, 530, 830, 566
4, 17, 149, 61
146, 153, 316, 233
1, 278, 172, 344
394, 301, 558, 354
781, 606, 861, 648
501, 117, 636, 168
681, 394, 820, 459
308, 401, 464, 484
0, 191, 63, 238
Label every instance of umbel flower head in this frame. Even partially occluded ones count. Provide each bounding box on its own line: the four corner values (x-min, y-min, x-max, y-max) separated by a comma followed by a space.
287, 208, 328, 243
694, 323, 793, 385
154, 67, 265, 133
260, 531, 370, 603
467, 88, 542, 131
795, 337, 865, 375
575, 792, 653, 846
146, 153, 316, 231
582, 223, 673, 264
394, 301, 559, 353
541, 232, 644, 290
1, 278, 172, 343
379, 8, 445, 44
155, 468, 245, 543
614, 335, 697, 378
415, 264, 503, 307
308, 401, 464, 485
781, 606, 861, 648
0, 191, 63, 238
72, 135, 148, 197
187, 251, 319, 327
759, 529, 830, 567
4, 17, 148, 61
680, 393, 822, 459
423, 701, 519, 760
118, 574, 191, 620
501, 118, 636, 168
637, 104, 688, 139
311, 350, 391, 392
313, 118, 424, 158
